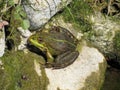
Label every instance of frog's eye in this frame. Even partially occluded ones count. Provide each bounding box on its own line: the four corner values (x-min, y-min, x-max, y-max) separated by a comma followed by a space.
38, 37, 43, 42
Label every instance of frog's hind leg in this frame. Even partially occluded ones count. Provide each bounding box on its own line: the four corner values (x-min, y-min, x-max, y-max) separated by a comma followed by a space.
52, 51, 79, 69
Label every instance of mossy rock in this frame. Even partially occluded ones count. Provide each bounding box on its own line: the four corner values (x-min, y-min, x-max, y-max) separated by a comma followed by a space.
0, 51, 49, 90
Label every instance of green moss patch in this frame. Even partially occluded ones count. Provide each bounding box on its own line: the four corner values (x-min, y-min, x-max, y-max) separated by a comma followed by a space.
0, 51, 49, 90
113, 31, 120, 52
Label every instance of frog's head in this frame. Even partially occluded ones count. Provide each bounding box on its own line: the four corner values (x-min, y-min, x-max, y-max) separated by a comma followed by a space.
27, 33, 45, 49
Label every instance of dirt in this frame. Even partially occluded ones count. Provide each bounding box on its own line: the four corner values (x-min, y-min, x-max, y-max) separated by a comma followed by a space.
101, 67, 120, 90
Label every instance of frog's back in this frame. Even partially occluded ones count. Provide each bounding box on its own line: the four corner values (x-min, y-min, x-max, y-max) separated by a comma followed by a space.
45, 26, 78, 54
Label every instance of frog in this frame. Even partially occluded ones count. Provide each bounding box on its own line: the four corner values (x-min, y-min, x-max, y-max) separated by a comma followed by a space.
27, 26, 79, 69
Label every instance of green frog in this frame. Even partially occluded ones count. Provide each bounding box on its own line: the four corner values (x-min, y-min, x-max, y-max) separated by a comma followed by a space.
27, 26, 79, 69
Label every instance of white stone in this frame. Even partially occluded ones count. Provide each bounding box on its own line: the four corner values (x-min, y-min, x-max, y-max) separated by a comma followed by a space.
17, 27, 32, 38
34, 59, 41, 76
17, 27, 32, 50
0, 27, 5, 57
22, 0, 72, 30
34, 46, 106, 90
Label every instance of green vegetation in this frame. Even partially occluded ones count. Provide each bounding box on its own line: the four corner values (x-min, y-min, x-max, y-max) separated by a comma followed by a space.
0, 51, 49, 90
0, 0, 29, 29
0, 51, 23, 90
113, 31, 120, 52
61, 0, 93, 33
0, 0, 30, 50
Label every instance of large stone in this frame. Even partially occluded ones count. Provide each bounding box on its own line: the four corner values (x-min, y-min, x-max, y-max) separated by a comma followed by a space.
34, 46, 106, 90
22, 0, 72, 30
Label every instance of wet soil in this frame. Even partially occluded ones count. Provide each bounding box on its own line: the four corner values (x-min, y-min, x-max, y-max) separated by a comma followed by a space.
101, 67, 120, 90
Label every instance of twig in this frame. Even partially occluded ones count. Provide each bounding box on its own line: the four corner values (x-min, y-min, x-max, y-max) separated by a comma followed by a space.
107, 0, 113, 15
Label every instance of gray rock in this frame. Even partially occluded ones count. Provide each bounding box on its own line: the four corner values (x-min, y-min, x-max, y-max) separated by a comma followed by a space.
17, 27, 32, 50
22, 0, 72, 30
85, 12, 120, 62
0, 27, 5, 57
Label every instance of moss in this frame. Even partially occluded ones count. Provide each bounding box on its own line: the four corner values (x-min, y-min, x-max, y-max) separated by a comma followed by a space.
19, 52, 49, 90
39, 66, 49, 90
0, 51, 49, 90
0, 65, 7, 90
81, 59, 107, 90
109, 16, 120, 25
113, 31, 120, 52
0, 51, 23, 90
112, 31, 120, 62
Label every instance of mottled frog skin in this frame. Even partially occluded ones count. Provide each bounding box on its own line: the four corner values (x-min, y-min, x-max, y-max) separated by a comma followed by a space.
28, 26, 79, 69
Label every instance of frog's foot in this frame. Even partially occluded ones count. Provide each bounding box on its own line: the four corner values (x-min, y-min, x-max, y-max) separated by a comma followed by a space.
52, 51, 79, 69
45, 62, 53, 68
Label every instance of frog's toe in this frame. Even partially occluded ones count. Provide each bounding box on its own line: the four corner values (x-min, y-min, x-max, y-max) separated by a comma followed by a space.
45, 62, 53, 68
52, 51, 79, 69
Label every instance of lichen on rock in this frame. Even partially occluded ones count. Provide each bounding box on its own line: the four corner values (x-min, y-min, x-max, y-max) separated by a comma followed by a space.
84, 11, 120, 64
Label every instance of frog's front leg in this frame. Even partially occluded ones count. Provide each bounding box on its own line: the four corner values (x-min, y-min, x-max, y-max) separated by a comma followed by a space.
45, 50, 54, 68
29, 38, 54, 64
46, 49, 54, 63
52, 51, 79, 69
